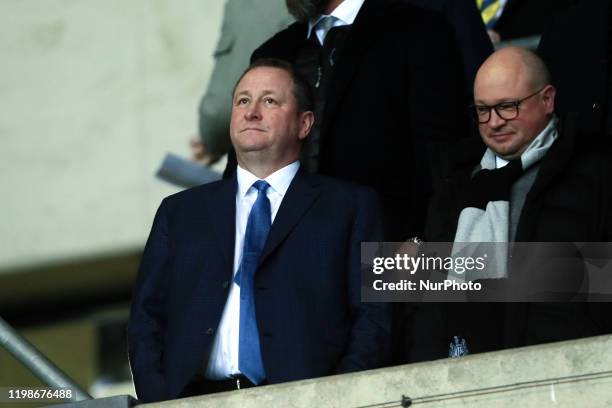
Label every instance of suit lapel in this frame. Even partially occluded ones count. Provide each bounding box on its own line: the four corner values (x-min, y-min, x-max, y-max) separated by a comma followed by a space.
321, 0, 386, 137
207, 177, 238, 279
258, 170, 321, 265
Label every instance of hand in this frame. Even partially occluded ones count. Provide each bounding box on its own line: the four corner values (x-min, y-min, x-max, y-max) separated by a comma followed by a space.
190, 136, 222, 166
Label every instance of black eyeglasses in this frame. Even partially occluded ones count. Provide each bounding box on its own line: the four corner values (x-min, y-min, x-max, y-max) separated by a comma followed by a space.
471, 87, 546, 124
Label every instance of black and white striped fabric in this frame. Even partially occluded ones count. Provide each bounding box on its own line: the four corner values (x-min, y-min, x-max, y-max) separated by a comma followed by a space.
451, 118, 559, 280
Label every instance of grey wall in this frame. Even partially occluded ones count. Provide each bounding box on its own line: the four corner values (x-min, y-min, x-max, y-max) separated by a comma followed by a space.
147, 335, 612, 407
0, 0, 226, 271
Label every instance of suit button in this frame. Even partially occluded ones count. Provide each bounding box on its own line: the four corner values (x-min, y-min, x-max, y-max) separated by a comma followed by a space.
206, 328, 214, 336
222, 280, 229, 289
593, 102, 600, 110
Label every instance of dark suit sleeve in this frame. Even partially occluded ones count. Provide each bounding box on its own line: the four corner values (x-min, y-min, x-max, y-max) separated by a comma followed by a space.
128, 199, 171, 403
337, 189, 392, 372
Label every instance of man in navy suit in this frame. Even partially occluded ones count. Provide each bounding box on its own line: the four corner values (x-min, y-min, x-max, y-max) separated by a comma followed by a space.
128, 58, 391, 403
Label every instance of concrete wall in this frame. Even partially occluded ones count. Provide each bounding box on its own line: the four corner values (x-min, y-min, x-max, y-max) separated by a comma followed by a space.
0, 0, 225, 271
146, 335, 612, 408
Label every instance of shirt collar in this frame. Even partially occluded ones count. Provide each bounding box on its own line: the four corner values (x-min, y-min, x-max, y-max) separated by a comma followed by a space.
236, 161, 300, 199
495, 156, 509, 169
306, 0, 364, 39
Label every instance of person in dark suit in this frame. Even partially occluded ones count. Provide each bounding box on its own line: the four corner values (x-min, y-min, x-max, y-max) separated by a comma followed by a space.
405, 47, 612, 363
224, 0, 472, 242
128, 58, 391, 403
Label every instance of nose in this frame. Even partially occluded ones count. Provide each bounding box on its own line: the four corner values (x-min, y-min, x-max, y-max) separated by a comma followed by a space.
245, 102, 262, 121
488, 109, 507, 128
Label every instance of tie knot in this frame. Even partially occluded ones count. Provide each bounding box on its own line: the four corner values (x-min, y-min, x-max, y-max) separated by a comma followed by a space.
311, 15, 337, 42
252, 180, 270, 194
317, 15, 336, 31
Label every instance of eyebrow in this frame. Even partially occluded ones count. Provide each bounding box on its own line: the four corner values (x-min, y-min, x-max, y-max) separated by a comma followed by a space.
235, 89, 278, 98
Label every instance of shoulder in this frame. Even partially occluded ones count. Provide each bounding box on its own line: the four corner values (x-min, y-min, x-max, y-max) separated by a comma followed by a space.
251, 22, 307, 62
161, 179, 234, 211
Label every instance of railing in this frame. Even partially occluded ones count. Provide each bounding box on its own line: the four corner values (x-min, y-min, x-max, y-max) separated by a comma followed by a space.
0, 316, 91, 401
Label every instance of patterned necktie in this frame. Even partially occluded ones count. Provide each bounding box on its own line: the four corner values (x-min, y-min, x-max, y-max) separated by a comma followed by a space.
234, 180, 270, 384
477, 0, 501, 29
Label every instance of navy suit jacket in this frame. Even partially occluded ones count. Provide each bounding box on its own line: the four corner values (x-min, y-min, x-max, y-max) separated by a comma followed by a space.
128, 170, 391, 402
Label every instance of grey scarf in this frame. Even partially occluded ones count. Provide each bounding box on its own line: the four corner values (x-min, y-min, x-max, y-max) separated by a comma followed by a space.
450, 118, 558, 280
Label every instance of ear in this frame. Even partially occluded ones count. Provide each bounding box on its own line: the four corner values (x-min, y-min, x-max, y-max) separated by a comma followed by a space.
541, 84, 556, 114
298, 111, 315, 141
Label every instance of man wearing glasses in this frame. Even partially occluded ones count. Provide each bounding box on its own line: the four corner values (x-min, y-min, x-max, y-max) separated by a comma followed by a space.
405, 46, 612, 363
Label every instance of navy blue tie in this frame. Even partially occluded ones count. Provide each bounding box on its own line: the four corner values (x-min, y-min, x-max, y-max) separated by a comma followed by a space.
235, 180, 270, 384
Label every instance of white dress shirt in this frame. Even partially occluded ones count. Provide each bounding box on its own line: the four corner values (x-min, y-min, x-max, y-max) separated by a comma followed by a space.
306, 0, 365, 45
204, 161, 300, 380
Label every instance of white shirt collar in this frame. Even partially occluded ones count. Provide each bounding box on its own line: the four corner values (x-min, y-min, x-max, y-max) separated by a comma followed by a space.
306, 0, 365, 40
236, 161, 300, 199
495, 156, 509, 169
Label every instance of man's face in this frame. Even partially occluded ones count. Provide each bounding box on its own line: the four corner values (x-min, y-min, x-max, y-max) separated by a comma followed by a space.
230, 67, 310, 161
286, 0, 326, 21
474, 69, 555, 160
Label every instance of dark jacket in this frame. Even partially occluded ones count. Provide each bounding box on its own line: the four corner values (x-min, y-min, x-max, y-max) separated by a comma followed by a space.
405, 116, 612, 363
128, 171, 391, 402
